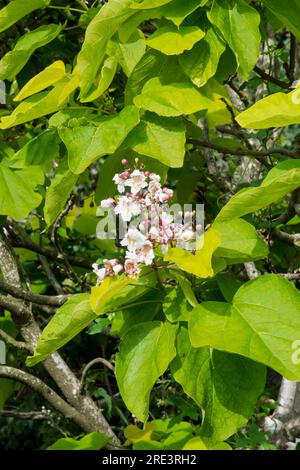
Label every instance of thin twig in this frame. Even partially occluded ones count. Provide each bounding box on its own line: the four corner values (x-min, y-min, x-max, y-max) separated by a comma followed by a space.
51, 194, 79, 283
38, 255, 64, 295
0, 410, 46, 420
80, 358, 115, 394
254, 66, 291, 89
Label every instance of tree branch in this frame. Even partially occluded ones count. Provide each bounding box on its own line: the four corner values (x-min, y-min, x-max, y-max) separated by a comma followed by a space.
0, 279, 70, 307
5, 224, 91, 269
0, 365, 94, 432
0, 410, 46, 420
254, 66, 291, 89
272, 229, 300, 246
0, 328, 33, 352
188, 138, 299, 160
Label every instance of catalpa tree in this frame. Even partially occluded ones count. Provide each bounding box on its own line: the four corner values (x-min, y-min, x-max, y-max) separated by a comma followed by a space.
0, 0, 299, 451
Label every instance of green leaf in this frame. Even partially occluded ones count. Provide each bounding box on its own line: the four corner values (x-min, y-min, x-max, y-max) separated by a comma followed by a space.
216, 273, 243, 302
59, 105, 140, 174
15, 61, 66, 101
125, 50, 186, 104
236, 88, 300, 129
189, 275, 300, 380
163, 287, 192, 323
0, 164, 44, 220
77, 0, 133, 99
262, 0, 300, 41
133, 77, 216, 117
125, 112, 186, 167
164, 228, 221, 278
44, 160, 78, 227
146, 25, 205, 56
90, 276, 132, 315
162, 0, 205, 27
215, 163, 300, 222
47, 432, 108, 450
26, 294, 96, 367
9, 129, 59, 169
179, 27, 226, 88
111, 291, 163, 336
213, 218, 268, 263
81, 55, 117, 103
0, 0, 50, 33
175, 273, 198, 308
0, 24, 64, 81
130, 0, 173, 9
262, 159, 300, 186
172, 328, 266, 442
115, 321, 178, 422
112, 29, 146, 77
48, 107, 94, 128
0, 77, 79, 129
208, 0, 260, 79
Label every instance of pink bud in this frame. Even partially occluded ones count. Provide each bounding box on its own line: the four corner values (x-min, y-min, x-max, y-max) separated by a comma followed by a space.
121, 159, 129, 166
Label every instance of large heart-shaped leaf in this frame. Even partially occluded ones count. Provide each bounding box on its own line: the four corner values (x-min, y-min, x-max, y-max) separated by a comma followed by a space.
115, 321, 177, 422
189, 275, 300, 380
172, 328, 266, 442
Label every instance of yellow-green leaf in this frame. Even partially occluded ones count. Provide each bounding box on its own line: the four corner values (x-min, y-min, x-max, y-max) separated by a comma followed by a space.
146, 25, 205, 56
90, 276, 131, 314
133, 77, 216, 117
164, 228, 221, 278
0, 77, 78, 129
15, 61, 66, 101
0, 0, 50, 33
0, 23, 64, 81
236, 88, 300, 129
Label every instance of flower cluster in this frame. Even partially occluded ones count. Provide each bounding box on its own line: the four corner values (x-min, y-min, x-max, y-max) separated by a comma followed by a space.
92, 159, 198, 283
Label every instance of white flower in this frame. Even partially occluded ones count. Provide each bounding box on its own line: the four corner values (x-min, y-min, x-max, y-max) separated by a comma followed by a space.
113, 263, 123, 274
149, 173, 161, 182
92, 263, 106, 281
148, 180, 162, 197
115, 196, 141, 222
136, 241, 155, 265
124, 259, 140, 278
178, 229, 195, 242
113, 173, 127, 193
158, 188, 173, 203
100, 198, 115, 209
127, 169, 148, 194
121, 227, 147, 251
149, 226, 159, 240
